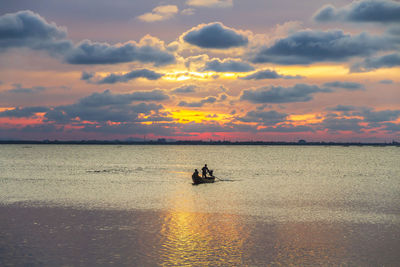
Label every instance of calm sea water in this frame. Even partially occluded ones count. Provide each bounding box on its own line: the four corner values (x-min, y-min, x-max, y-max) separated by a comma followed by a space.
1, 145, 399, 265
1, 145, 399, 223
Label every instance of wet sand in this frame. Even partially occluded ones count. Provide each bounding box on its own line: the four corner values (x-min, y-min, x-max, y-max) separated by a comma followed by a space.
1, 204, 399, 266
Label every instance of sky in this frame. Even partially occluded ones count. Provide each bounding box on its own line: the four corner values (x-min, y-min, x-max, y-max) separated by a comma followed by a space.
0, 0, 399, 142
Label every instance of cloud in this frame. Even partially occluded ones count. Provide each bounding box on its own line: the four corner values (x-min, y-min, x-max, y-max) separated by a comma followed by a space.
379, 79, 393, 84
42, 90, 169, 124
65, 39, 175, 65
172, 85, 198, 94
383, 122, 400, 133
0, 11, 176, 66
314, 0, 400, 23
356, 108, 400, 123
181, 8, 195, 15
78, 89, 169, 107
237, 110, 288, 126
219, 94, 227, 101
261, 124, 315, 133
240, 84, 331, 104
95, 69, 164, 84
81, 71, 94, 81
239, 69, 303, 80
137, 5, 179, 22
0, 10, 72, 54
5, 84, 47, 94
201, 58, 254, 72
0, 106, 49, 118
323, 81, 365, 91
250, 30, 390, 65
351, 53, 400, 72
320, 117, 364, 133
182, 22, 248, 49
186, 0, 233, 8
327, 105, 358, 112
78, 121, 175, 136
178, 96, 217, 107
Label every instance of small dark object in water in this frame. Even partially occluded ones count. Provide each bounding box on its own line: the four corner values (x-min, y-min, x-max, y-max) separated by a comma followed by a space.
192, 176, 215, 185
192, 167, 215, 185
192, 175, 215, 185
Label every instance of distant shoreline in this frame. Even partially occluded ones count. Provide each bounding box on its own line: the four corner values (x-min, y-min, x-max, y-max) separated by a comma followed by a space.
0, 140, 399, 146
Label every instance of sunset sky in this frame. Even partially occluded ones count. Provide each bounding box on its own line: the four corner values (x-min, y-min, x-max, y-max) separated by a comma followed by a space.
0, 0, 399, 142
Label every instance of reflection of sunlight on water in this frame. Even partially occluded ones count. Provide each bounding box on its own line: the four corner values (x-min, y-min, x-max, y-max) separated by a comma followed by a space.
158, 184, 247, 266
159, 211, 247, 266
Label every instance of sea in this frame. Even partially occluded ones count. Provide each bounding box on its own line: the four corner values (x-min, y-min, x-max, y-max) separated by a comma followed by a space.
1, 145, 399, 266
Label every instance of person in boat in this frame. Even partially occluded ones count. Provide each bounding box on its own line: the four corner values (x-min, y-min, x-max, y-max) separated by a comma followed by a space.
202, 164, 209, 178
192, 169, 200, 179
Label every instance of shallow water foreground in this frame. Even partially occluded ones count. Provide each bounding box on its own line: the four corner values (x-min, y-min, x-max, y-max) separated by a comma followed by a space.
1, 205, 399, 266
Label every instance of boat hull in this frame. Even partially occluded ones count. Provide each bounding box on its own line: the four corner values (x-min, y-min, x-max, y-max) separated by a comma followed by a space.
192, 176, 215, 185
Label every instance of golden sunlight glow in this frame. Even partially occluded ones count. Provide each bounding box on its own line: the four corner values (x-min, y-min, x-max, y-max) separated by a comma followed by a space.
277, 65, 348, 78
163, 71, 242, 81
287, 113, 323, 125
170, 109, 231, 123
0, 107, 15, 112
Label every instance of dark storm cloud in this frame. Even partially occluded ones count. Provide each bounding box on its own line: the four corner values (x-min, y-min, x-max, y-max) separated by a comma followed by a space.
183, 22, 248, 49
178, 96, 217, 107
0, 106, 49, 118
351, 53, 400, 72
314, 0, 400, 23
239, 69, 303, 80
0, 11, 176, 66
95, 69, 164, 84
201, 58, 254, 72
250, 30, 390, 65
171, 85, 198, 94
237, 110, 288, 126
240, 84, 331, 104
0, 10, 72, 54
323, 81, 365, 91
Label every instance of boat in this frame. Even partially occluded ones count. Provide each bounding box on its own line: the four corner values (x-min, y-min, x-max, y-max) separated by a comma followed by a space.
192, 175, 215, 185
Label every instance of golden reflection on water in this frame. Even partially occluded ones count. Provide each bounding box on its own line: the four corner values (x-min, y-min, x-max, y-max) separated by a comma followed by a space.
158, 184, 247, 266
159, 211, 247, 266
155, 182, 354, 266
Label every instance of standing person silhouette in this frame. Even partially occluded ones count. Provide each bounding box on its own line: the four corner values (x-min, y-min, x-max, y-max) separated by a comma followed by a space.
201, 164, 209, 178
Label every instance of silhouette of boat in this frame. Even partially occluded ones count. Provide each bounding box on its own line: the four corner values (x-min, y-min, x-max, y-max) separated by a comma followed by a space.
192, 176, 215, 185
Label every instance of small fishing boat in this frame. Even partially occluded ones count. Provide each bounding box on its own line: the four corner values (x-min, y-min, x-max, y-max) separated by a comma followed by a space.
192, 175, 215, 185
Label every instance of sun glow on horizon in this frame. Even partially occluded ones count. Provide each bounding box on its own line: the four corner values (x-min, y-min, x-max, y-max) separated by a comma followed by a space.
170, 109, 232, 123
287, 113, 323, 125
